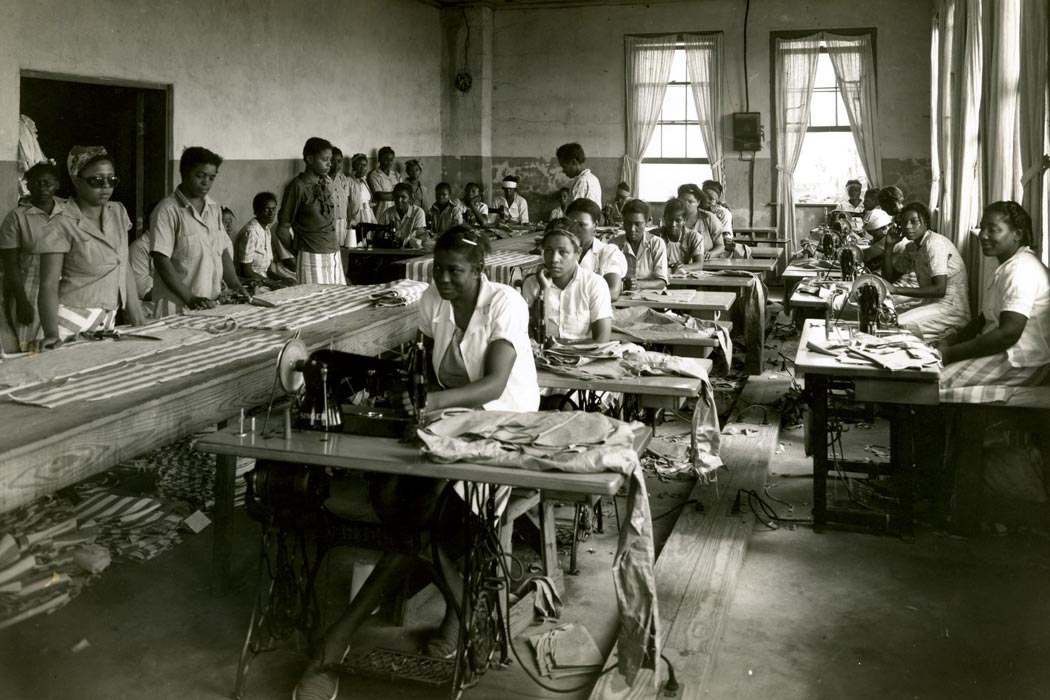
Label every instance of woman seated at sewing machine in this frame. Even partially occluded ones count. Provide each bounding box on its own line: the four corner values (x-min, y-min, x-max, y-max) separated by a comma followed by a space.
377, 182, 427, 248
521, 225, 613, 343
610, 199, 669, 291
937, 201, 1050, 397
881, 202, 970, 340
294, 225, 539, 700
655, 198, 704, 271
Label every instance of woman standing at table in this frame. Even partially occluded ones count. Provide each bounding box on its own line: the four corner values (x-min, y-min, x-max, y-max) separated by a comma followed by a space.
937, 202, 1050, 400
294, 225, 539, 700
678, 183, 725, 258
35, 147, 145, 348
0, 162, 65, 351
882, 201, 970, 340
521, 226, 612, 343
610, 199, 668, 290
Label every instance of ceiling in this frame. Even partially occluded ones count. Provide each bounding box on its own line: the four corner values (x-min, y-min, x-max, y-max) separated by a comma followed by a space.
426, 0, 703, 9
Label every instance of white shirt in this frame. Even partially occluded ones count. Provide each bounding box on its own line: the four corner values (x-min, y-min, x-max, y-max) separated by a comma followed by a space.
521, 267, 613, 341
419, 275, 540, 412
236, 218, 273, 277
492, 193, 529, 224
835, 200, 866, 214
983, 247, 1050, 367
330, 172, 350, 221
348, 176, 376, 227
570, 169, 602, 207
892, 230, 970, 326
579, 237, 628, 279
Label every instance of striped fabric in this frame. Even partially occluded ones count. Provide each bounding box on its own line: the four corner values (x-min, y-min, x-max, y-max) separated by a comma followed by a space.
53, 306, 116, 341
297, 251, 346, 285
404, 251, 542, 288
187, 280, 428, 331
7, 334, 285, 408
939, 351, 1050, 404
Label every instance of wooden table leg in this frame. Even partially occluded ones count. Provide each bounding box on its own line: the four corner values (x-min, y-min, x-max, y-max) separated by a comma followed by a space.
809, 375, 828, 532
890, 406, 916, 542
212, 452, 237, 594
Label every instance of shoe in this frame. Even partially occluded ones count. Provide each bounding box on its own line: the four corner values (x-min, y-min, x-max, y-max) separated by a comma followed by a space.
292, 661, 339, 700
422, 634, 458, 660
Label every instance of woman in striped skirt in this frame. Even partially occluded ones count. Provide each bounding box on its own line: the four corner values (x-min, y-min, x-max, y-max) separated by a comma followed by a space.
937, 201, 1050, 403
36, 147, 146, 349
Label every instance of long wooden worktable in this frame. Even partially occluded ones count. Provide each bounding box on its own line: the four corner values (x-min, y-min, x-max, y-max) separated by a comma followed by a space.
0, 302, 418, 514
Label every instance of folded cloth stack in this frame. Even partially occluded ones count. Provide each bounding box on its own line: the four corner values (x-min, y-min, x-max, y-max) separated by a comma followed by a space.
418, 410, 659, 688
529, 622, 604, 680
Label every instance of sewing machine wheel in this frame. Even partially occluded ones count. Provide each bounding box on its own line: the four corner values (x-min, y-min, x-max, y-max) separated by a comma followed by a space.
849, 274, 892, 304
277, 338, 308, 395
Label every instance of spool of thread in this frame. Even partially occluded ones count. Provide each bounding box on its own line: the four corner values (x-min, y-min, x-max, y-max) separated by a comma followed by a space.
348, 227, 358, 248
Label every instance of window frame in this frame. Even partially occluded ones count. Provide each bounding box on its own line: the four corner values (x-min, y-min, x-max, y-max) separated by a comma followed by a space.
629, 32, 720, 195
768, 28, 878, 205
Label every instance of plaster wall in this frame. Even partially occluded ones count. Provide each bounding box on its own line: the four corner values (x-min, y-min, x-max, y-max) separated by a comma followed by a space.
1, 0, 442, 214
487, 0, 932, 225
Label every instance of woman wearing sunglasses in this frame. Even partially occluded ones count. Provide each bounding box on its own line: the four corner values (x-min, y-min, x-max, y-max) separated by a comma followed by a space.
36, 146, 145, 349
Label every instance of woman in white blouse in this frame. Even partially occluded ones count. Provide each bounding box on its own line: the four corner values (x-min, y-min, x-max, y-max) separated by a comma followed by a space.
938, 201, 1050, 398
521, 226, 612, 343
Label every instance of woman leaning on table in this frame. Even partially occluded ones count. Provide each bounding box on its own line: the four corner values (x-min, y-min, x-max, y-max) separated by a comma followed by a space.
35, 147, 145, 349
293, 225, 540, 700
936, 201, 1050, 397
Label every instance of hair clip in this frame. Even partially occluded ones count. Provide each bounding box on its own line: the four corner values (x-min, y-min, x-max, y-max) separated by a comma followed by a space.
461, 237, 478, 246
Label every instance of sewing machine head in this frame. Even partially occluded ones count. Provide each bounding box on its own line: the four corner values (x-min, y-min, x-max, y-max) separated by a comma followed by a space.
838, 243, 866, 281
275, 338, 428, 438
849, 274, 896, 334
357, 222, 398, 248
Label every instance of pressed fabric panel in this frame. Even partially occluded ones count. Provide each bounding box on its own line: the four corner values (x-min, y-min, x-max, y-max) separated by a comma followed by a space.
775, 35, 821, 247
622, 35, 677, 192
825, 33, 885, 186
682, 33, 725, 183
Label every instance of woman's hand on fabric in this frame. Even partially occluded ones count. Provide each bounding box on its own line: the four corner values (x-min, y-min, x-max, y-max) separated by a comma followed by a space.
125, 306, 147, 327
188, 296, 215, 311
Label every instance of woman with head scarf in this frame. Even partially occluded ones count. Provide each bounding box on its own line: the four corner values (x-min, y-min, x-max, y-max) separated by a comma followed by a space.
0, 161, 65, 350
35, 147, 145, 348
492, 175, 529, 224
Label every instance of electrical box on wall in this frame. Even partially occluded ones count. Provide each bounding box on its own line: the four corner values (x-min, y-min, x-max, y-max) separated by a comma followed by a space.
732, 112, 763, 152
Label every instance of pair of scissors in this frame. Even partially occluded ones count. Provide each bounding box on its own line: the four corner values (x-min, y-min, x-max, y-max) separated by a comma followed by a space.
81, 329, 162, 341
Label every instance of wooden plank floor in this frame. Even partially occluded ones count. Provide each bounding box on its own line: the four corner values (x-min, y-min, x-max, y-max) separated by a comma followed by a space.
587, 376, 785, 699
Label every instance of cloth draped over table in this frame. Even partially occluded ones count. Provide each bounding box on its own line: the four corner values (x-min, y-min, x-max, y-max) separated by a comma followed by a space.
417, 410, 659, 688
612, 306, 732, 366
534, 342, 722, 478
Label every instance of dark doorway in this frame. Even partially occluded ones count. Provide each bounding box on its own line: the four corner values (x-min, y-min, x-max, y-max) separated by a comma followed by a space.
19, 73, 171, 238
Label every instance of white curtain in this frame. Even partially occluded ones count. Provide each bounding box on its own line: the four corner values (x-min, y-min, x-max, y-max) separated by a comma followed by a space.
1019, 0, 1050, 263
929, 0, 983, 252
682, 33, 724, 183
774, 36, 821, 247
983, 0, 1023, 204
622, 35, 677, 193
825, 33, 883, 187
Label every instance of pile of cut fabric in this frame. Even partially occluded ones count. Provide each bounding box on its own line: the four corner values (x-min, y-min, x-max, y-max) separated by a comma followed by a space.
417, 410, 659, 688
534, 342, 722, 479
529, 622, 604, 680
612, 306, 731, 363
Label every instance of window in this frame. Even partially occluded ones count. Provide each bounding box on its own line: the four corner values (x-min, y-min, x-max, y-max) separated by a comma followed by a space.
638, 47, 712, 202
792, 43, 867, 203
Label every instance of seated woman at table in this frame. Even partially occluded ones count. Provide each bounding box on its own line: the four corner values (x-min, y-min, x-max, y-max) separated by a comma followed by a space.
860, 208, 893, 268
834, 179, 865, 214
877, 186, 905, 217
236, 191, 296, 286
35, 147, 146, 348
521, 226, 612, 343
294, 225, 539, 700
654, 198, 704, 271
429, 182, 467, 235
461, 182, 490, 227
937, 201, 1050, 399
702, 179, 733, 233
566, 198, 627, 300
677, 183, 725, 258
548, 186, 571, 221
610, 199, 668, 290
492, 175, 529, 224
1, 161, 65, 352
882, 201, 970, 340
378, 182, 428, 248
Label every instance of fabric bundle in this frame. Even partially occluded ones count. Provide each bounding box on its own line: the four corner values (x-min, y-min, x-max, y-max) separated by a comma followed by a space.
417, 410, 659, 687
612, 306, 732, 363
404, 251, 542, 287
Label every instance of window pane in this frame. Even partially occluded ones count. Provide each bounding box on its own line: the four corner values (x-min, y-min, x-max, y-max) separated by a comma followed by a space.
835, 93, 850, 127
661, 124, 686, 157
661, 85, 688, 122
685, 89, 698, 121
809, 91, 837, 127
686, 124, 707, 159
814, 52, 837, 88
643, 127, 662, 159
792, 131, 867, 204
638, 162, 714, 205
668, 48, 688, 82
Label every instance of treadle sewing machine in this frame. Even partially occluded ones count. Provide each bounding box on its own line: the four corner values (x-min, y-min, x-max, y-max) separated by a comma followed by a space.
232, 337, 510, 700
